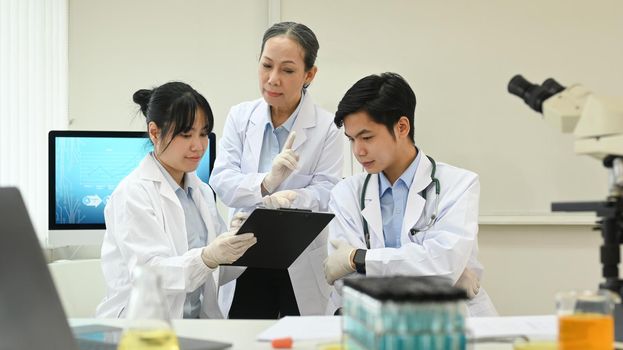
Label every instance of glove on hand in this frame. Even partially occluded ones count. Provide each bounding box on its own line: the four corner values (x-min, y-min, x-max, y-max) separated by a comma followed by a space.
262, 190, 298, 209
201, 232, 256, 268
324, 239, 356, 285
229, 211, 249, 232
262, 132, 298, 193
454, 267, 480, 299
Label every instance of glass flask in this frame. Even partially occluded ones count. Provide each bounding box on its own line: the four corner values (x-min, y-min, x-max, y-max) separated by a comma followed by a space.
118, 265, 180, 350
556, 289, 618, 350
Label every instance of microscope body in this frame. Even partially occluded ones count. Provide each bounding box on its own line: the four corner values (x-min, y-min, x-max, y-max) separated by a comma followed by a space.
509, 75, 623, 341
541, 85, 623, 159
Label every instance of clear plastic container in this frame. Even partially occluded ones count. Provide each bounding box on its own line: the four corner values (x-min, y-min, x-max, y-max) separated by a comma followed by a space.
342, 276, 468, 350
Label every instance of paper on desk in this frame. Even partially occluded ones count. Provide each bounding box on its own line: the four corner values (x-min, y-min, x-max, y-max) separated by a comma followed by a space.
257, 316, 341, 341
467, 315, 557, 340
257, 315, 557, 342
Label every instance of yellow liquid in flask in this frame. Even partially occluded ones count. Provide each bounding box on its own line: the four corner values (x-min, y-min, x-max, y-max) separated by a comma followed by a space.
117, 329, 180, 350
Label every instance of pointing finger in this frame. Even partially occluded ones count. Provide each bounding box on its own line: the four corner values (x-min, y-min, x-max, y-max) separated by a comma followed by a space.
283, 131, 296, 150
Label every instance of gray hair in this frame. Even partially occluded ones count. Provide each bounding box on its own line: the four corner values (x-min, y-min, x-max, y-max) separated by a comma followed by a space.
260, 22, 319, 71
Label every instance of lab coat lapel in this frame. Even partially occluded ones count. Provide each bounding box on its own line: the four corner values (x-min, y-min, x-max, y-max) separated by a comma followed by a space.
402, 152, 433, 237
289, 93, 316, 151
245, 103, 268, 171
139, 156, 187, 253
140, 156, 181, 208
360, 174, 384, 248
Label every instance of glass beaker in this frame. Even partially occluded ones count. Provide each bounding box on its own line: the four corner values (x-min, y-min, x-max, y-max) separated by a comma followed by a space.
117, 265, 180, 350
555, 289, 617, 350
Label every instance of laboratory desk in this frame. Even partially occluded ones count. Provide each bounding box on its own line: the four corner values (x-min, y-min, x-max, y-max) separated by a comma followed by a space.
71, 318, 520, 350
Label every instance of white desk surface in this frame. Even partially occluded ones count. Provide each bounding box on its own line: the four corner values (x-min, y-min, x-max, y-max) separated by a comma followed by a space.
71, 318, 515, 350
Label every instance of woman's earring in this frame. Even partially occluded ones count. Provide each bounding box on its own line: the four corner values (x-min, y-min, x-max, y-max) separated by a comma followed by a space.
303, 82, 310, 89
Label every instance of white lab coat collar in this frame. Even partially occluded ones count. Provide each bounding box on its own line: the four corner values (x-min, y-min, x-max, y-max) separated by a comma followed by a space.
136, 155, 218, 249
409, 150, 435, 196
360, 173, 383, 247
402, 152, 434, 241
360, 150, 434, 248
247, 93, 317, 157
139, 155, 182, 209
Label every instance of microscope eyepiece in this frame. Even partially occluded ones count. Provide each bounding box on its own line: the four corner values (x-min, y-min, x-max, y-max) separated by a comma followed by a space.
541, 78, 565, 96
508, 75, 536, 99
508, 75, 565, 113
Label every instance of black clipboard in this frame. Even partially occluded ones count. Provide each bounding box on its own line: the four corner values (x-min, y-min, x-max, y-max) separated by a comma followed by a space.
225, 208, 335, 269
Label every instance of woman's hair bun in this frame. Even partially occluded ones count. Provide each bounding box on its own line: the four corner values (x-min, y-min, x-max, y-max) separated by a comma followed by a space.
133, 89, 153, 116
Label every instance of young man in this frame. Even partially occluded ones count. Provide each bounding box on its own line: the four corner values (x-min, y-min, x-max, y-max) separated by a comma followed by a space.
324, 73, 496, 316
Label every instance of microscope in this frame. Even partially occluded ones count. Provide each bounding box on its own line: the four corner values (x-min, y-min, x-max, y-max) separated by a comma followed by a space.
508, 74, 623, 340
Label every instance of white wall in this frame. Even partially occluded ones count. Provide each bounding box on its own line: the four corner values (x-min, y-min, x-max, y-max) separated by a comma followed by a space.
68, 0, 268, 137
479, 224, 602, 316
282, 0, 622, 215
66, 0, 620, 316
69, 1, 623, 214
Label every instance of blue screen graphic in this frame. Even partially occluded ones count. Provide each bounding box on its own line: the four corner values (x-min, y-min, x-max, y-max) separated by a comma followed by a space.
54, 136, 213, 225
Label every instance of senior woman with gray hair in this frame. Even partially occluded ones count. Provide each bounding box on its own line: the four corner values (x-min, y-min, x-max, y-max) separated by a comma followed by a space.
209, 22, 343, 318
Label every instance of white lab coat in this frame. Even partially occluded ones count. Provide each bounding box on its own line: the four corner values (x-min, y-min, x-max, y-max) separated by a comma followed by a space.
209, 94, 343, 315
328, 152, 497, 317
96, 154, 243, 319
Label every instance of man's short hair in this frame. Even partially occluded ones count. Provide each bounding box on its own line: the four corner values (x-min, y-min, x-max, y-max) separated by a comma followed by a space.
334, 72, 416, 141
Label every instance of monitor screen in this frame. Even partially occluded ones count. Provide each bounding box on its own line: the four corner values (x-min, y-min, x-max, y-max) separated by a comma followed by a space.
48, 130, 216, 235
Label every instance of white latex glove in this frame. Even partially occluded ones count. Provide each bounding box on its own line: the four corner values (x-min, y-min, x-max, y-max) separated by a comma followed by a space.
201, 231, 257, 268
262, 131, 298, 194
262, 190, 298, 209
454, 267, 480, 299
324, 239, 356, 285
229, 211, 249, 232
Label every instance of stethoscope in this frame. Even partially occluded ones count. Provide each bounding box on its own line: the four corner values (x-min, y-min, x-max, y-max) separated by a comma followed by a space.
360, 155, 441, 249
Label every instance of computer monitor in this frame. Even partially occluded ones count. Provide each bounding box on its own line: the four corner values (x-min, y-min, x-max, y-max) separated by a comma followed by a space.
48, 130, 216, 247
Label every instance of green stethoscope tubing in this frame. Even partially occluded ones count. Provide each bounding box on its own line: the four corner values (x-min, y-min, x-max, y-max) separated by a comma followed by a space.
360, 155, 440, 249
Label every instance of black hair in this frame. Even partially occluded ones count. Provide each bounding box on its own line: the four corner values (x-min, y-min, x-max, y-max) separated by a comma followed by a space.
334, 72, 416, 142
260, 21, 319, 72
133, 81, 214, 152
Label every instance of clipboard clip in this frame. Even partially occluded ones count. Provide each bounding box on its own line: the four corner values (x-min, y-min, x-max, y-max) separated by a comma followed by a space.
277, 207, 312, 212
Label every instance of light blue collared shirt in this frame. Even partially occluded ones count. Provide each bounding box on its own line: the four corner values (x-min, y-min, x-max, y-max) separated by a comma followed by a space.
257, 93, 305, 173
378, 150, 421, 248
151, 153, 208, 319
